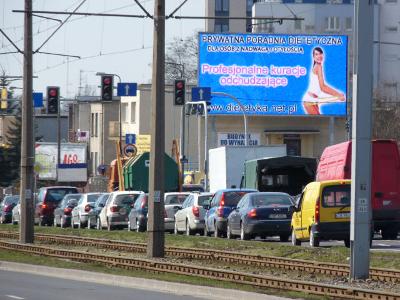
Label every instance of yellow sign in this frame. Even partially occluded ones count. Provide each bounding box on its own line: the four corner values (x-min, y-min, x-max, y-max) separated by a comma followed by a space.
1, 88, 7, 109
136, 134, 151, 155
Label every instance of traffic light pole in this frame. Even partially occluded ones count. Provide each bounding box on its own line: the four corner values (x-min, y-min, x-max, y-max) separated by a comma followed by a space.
20, 0, 34, 243
147, 0, 165, 258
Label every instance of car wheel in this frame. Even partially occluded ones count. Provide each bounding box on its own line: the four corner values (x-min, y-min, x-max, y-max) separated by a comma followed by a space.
186, 220, 193, 236
344, 238, 350, 248
309, 229, 320, 247
96, 218, 102, 230
60, 217, 65, 228
87, 218, 91, 229
53, 217, 57, 227
107, 219, 113, 231
136, 219, 144, 232
240, 222, 250, 240
12, 215, 17, 225
279, 234, 290, 242
227, 223, 234, 239
291, 229, 301, 246
214, 222, 222, 238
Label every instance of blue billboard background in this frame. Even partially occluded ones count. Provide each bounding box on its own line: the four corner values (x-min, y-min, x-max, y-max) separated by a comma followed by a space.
198, 33, 348, 116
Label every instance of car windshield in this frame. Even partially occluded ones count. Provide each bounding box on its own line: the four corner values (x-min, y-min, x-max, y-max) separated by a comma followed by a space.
96, 194, 109, 207
198, 195, 213, 206
322, 185, 351, 207
66, 199, 78, 207
251, 194, 293, 207
4, 196, 19, 205
115, 194, 141, 206
165, 194, 188, 205
64, 194, 82, 202
222, 191, 252, 206
87, 194, 102, 203
45, 188, 78, 202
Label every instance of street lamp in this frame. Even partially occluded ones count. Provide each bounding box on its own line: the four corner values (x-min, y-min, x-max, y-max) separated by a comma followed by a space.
96, 72, 122, 153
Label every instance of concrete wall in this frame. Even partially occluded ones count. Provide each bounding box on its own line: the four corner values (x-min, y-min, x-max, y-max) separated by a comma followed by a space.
34, 115, 68, 143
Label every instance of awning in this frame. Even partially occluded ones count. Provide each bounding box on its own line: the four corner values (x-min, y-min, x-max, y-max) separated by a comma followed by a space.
264, 129, 320, 135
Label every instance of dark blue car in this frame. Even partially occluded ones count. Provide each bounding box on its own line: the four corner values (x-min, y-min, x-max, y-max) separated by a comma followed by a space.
0, 195, 20, 224
128, 193, 148, 232
227, 192, 294, 241
204, 189, 257, 238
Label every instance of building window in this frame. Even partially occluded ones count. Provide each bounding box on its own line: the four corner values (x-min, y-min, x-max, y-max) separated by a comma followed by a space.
121, 103, 128, 122
215, 0, 229, 14
130, 102, 136, 123
345, 17, 352, 31
283, 134, 301, 156
385, 26, 398, 33
325, 16, 340, 32
215, 19, 229, 32
91, 113, 94, 137
95, 113, 98, 137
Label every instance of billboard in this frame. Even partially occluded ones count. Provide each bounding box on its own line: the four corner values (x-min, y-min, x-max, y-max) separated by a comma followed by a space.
35, 143, 87, 181
198, 33, 348, 116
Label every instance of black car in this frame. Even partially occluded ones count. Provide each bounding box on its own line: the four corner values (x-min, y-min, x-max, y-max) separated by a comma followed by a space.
0, 195, 20, 224
53, 194, 81, 228
227, 192, 294, 241
128, 194, 148, 232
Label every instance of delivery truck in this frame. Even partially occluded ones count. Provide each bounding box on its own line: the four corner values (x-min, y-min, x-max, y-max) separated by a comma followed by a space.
316, 140, 400, 239
208, 145, 287, 193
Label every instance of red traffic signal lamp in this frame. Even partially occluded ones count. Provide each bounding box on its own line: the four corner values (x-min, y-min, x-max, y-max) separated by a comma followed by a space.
174, 79, 186, 106
46, 86, 60, 114
101, 75, 114, 101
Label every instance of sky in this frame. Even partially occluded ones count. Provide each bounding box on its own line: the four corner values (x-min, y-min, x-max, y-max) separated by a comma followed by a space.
0, 0, 205, 98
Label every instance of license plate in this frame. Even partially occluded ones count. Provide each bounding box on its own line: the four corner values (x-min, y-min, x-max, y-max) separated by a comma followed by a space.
335, 212, 350, 218
269, 214, 287, 219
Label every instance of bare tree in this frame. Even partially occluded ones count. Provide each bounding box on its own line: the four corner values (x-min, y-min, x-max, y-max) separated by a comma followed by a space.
165, 33, 198, 84
372, 92, 400, 141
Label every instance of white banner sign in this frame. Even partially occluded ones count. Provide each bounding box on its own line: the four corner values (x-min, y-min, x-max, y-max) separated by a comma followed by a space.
218, 133, 260, 147
35, 143, 87, 180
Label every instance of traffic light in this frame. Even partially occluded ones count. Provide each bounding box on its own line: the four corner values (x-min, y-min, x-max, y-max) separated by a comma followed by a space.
46, 86, 59, 114
174, 79, 186, 105
101, 75, 114, 101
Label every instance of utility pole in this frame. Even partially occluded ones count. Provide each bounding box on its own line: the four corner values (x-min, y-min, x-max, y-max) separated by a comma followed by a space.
350, 0, 374, 279
20, 0, 34, 243
147, 0, 165, 258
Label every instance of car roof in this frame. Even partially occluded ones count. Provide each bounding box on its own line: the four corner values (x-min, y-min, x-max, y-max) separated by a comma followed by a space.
164, 192, 190, 196
41, 186, 78, 189
110, 191, 143, 196
217, 188, 258, 192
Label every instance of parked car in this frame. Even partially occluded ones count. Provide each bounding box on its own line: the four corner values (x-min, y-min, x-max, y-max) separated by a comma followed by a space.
12, 195, 39, 225
98, 191, 143, 231
0, 195, 19, 224
35, 186, 79, 226
53, 194, 81, 228
164, 192, 190, 232
174, 192, 213, 235
71, 193, 103, 228
87, 193, 109, 229
227, 192, 294, 241
128, 193, 148, 232
204, 189, 257, 237
291, 180, 352, 247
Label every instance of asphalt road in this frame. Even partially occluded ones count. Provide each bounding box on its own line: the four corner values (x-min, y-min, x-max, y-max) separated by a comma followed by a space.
0, 271, 204, 300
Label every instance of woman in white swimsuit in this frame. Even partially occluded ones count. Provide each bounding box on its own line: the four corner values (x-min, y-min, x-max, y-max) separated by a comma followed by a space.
303, 47, 345, 115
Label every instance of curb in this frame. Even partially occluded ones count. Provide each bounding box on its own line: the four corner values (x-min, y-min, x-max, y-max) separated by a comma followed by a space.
0, 261, 290, 300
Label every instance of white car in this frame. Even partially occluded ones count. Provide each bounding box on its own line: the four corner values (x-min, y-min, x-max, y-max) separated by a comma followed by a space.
71, 193, 103, 228
97, 191, 143, 231
164, 192, 190, 232
174, 192, 213, 235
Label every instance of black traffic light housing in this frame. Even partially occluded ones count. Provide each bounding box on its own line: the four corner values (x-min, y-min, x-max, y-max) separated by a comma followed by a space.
47, 86, 60, 114
174, 79, 186, 105
101, 75, 114, 101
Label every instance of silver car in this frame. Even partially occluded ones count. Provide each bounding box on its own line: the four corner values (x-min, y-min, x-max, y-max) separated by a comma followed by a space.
71, 193, 103, 228
98, 191, 143, 231
174, 192, 213, 235
164, 192, 190, 232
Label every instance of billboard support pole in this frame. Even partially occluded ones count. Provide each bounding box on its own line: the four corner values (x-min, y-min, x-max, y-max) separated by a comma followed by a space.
350, 0, 373, 280
211, 92, 248, 146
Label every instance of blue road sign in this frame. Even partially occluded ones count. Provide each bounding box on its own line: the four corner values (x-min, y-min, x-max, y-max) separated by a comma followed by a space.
192, 87, 211, 101
125, 133, 136, 145
33, 92, 43, 107
117, 82, 137, 97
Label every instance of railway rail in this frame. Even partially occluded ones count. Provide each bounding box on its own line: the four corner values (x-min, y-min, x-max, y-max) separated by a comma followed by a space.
1, 231, 399, 284
0, 239, 399, 300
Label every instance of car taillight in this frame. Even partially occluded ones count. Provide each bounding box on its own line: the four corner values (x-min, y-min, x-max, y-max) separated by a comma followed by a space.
141, 199, 146, 209
63, 207, 72, 215
217, 206, 224, 217
315, 198, 320, 223
4, 205, 12, 212
41, 204, 47, 209
84, 204, 91, 212
220, 194, 225, 207
110, 206, 119, 213
192, 206, 200, 218
248, 208, 257, 218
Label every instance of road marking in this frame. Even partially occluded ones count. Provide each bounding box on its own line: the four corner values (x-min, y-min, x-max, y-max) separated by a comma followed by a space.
6, 295, 25, 300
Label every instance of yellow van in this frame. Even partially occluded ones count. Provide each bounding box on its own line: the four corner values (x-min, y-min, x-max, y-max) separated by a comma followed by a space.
291, 180, 351, 247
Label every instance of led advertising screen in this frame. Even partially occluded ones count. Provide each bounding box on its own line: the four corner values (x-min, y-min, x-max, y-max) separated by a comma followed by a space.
198, 33, 348, 116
